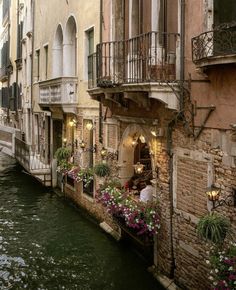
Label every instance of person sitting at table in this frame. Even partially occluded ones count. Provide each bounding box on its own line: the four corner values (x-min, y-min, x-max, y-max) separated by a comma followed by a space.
139, 179, 153, 203
124, 176, 140, 191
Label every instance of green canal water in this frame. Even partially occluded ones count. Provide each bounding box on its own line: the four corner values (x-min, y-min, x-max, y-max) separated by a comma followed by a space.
0, 153, 164, 290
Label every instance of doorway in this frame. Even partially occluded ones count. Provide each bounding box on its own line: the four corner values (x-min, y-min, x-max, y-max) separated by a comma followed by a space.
53, 119, 63, 156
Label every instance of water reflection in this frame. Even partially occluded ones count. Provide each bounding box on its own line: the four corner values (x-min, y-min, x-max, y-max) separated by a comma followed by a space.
0, 153, 163, 290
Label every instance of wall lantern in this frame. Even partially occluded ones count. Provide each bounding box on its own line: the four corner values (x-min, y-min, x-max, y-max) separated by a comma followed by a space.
150, 128, 158, 137
206, 186, 220, 202
69, 118, 77, 153
80, 140, 86, 150
206, 186, 236, 210
79, 140, 97, 153
63, 138, 67, 147
85, 121, 93, 131
150, 127, 164, 137
132, 139, 138, 147
100, 147, 108, 158
131, 134, 138, 147
133, 162, 144, 175
139, 135, 146, 143
69, 118, 77, 127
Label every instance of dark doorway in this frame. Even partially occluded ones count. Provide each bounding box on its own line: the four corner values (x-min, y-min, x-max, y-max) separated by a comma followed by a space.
134, 139, 152, 181
45, 116, 51, 163
53, 119, 63, 155
214, 0, 236, 27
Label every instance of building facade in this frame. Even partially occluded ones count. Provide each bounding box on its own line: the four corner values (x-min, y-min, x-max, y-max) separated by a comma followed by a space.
88, 1, 236, 289
1, 1, 236, 289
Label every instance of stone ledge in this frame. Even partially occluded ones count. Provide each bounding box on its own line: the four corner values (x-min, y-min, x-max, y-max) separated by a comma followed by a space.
148, 267, 182, 290
100, 221, 121, 241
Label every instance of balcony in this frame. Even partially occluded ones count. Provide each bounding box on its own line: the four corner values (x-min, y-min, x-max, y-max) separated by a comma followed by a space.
94, 31, 178, 87
88, 32, 180, 110
192, 28, 236, 67
2, 0, 10, 26
0, 66, 7, 81
39, 77, 77, 113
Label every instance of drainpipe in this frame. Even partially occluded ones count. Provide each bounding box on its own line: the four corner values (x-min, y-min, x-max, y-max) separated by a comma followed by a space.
16, 0, 20, 123
99, 0, 103, 144
180, 0, 185, 112
6, 3, 11, 124
166, 0, 186, 279
167, 119, 175, 279
31, 0, 35, 145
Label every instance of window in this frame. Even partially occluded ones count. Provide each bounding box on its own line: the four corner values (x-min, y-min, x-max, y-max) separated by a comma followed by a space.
86, 28, 94, 82
214, 0, 236, 28
131, 0, 143, 37
44, 45, 48, 79
35, 49, 40, 81
207, 0, 236, 30
17, 21, 23, 60
28, 54, 32, 85
24, 58, 27, 84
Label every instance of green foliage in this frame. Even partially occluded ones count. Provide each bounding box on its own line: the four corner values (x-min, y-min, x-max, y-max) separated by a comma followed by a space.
54, 147, 71, 165
77, 167, 94, 188
59, 160, 73, 170
208, 242, 236, 288
98, 178, 122, 192
197, 212, 230, 244
93, 162, 111, 177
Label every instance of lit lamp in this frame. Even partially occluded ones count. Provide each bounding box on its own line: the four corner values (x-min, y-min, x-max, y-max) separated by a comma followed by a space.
206, 186, 220, 202
139, 135, 146, 143
85, 121, 93, 131
132, 134, 138, 147
206, 186, 221, 209
80, 140, 86, 150
100, 147, 108, 158
133, 162, 144, 175
206, 186, 236, 210
63, 138, 67, 147
69, 119, 76, 154
150, 128, 158, 137
69, 119, 75, 127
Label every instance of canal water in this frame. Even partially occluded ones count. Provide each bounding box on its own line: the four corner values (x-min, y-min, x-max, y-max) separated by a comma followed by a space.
0, 153, 164, 290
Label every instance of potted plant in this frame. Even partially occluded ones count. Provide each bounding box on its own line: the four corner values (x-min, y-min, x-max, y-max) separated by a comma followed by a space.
197, 212, 230, 244
77, 167, 94, 188
54, 147, 71, 167
97, 185, 161, 240
54, 147, 72, 190
93, 162, 111, 177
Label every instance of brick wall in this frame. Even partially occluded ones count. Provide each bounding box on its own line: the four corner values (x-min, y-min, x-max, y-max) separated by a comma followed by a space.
170, 126, 236, 289
64, 182, 119, 232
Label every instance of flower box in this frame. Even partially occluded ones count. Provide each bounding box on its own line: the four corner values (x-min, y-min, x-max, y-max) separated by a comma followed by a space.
113, 215, 154, 247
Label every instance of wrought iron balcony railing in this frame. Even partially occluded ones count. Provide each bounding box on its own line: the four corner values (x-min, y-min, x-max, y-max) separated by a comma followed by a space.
39, 77, 77, 105
89, 31, 179, 89
192, 29, 236, 63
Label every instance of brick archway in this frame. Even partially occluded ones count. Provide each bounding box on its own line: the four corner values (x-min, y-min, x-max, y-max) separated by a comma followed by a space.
118, 123, 154, 185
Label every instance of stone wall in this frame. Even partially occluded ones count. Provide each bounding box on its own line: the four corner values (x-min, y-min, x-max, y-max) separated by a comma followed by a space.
64, 181, 119, 233
169, 125, 236, 289
62, 102, 236, 290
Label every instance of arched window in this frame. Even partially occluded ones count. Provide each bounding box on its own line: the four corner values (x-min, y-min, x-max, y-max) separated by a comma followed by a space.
64, 16, 77, 76
52, 25, 63, 78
